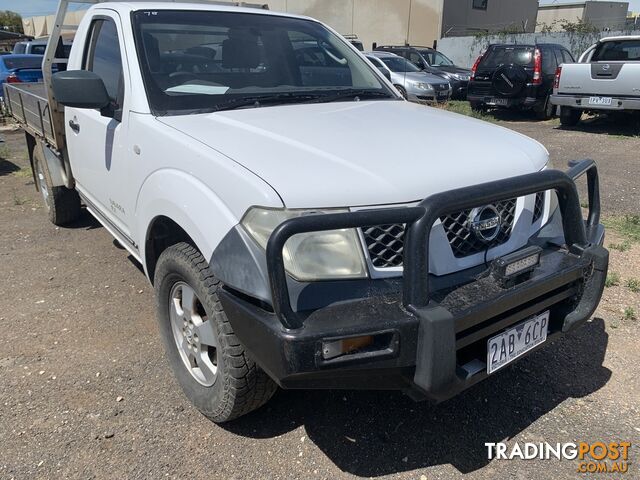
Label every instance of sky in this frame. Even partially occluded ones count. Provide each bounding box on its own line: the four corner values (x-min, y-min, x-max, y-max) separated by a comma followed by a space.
1, 0, 639, 18
0, 0, 86, 17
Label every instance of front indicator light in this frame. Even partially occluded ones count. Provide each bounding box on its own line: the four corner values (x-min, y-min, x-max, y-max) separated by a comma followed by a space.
322, 335, 374, 360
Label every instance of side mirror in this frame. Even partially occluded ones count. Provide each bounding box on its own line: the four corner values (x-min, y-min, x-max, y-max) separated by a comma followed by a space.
52, 70, 110, 110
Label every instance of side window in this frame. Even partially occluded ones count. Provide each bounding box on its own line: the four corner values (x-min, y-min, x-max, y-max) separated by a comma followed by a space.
540, 48, 555, 74
84, 18, 124, 114
473, 0, 488, 10
562, 50, 575, 63
409, 51, 424, 68
553, 48, 562, 66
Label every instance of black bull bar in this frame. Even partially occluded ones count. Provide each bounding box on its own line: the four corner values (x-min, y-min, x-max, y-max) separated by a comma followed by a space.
266, 159, 602, 330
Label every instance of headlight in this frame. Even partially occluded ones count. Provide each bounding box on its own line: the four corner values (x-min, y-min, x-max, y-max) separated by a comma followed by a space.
414, 82, 434, 90
241, 207, 367, 281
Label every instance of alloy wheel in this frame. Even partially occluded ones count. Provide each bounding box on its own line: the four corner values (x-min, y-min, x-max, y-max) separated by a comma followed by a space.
169, 281, 219, 386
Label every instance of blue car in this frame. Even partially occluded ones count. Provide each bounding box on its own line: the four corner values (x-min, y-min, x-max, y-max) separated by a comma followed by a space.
0, 54, 45, 97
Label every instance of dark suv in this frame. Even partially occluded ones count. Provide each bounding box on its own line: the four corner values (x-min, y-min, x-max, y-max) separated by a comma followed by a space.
375, 45, 471, 98
467, 43, 575, 119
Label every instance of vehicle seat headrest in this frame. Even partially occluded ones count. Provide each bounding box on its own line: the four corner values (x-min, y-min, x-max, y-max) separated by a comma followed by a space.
222, 30, 260, 69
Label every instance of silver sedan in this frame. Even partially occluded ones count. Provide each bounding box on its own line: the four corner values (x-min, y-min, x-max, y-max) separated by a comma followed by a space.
366, 51, 451, 104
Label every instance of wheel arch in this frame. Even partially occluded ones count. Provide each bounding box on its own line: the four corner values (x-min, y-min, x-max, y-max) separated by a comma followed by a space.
137, 169, 239, 283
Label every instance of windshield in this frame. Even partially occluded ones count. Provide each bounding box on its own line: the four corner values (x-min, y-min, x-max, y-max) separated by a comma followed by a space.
592, 40, 640, 62
379, 56, 421, 73
132, 10, 393, 115
419, 49, 454, 66
2, 56, 43, 70
480, 46, 534, 69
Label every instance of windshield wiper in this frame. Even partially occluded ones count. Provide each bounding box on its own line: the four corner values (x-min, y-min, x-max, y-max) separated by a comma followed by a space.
307, 89, 395, 104
212, 93, 321, 112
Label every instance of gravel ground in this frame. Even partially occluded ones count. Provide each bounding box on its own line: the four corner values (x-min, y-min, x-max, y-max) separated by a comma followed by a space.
1, 118, 639, 480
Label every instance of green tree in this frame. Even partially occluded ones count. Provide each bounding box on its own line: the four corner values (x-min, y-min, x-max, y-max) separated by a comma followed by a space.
0, 11, 23, 34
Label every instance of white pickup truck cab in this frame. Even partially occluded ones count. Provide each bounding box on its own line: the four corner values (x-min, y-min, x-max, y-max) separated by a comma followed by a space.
4, 1, 608, 422
552, 36, 640, 126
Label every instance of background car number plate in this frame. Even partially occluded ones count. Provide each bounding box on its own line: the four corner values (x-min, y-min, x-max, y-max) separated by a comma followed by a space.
490, 98, 508, 106
487, 311, 549, 374
589, 96, 612, 106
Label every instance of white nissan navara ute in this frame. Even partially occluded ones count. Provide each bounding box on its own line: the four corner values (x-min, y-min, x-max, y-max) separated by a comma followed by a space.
4, 1, 608, 422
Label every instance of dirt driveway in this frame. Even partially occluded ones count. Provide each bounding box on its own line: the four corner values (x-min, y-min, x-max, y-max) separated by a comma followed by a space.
1, 118, 639, 479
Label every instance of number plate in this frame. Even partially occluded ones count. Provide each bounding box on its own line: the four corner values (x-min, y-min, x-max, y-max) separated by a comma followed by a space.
588, 96, 612, 106
489, 97, 508, 106
487, 311, 549, 374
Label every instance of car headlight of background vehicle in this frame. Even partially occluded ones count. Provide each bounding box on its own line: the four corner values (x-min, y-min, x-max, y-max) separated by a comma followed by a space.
413, 82, 434, 90
241, 207, 367, 281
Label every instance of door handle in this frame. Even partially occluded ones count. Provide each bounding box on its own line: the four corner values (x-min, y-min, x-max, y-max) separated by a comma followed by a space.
69, 119, 80, 134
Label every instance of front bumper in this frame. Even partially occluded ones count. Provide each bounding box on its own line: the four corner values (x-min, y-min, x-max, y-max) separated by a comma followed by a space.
218, 161, 607, 401
408, 89, 450, 104
551, 94, 640, 111
467, 82, 544, 108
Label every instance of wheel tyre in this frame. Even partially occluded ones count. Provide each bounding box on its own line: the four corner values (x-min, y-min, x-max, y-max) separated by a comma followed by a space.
395, 85, 408, 99
154, 242, 277, 423
559, 106, 581, 127
33, 148, 81, 226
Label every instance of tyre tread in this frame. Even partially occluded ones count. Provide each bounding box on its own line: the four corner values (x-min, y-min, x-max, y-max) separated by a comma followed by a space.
155, 242, 276, 423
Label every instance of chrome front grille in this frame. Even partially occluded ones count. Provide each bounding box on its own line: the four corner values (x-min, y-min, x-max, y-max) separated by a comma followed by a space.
441, 198, 516, 258
362, 198, 522, 268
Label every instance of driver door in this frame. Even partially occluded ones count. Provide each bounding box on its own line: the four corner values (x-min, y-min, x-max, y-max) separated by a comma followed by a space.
65, 12, 134, 243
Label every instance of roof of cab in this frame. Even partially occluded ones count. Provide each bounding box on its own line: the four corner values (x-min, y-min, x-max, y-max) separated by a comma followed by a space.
91, 2, 312, 21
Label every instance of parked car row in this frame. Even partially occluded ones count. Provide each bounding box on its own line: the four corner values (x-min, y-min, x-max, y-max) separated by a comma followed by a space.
345, 35, 639, 131
463, 35, 640, 126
